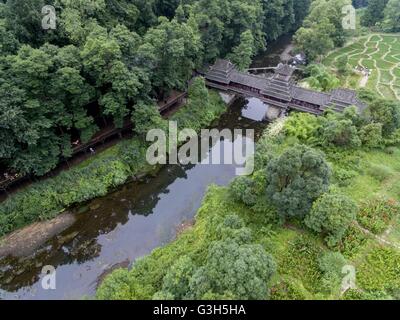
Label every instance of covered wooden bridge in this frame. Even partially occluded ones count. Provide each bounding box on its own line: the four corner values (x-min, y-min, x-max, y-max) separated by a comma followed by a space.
205, 59, 366, 116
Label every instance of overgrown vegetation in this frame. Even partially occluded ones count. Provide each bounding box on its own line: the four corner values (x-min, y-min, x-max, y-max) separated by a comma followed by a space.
0, 0, 311, 176
97, 91, 400, 299
0, 80, 226, 237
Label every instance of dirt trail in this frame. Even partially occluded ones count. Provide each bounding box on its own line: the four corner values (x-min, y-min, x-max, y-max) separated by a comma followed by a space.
355, 222, 400, 250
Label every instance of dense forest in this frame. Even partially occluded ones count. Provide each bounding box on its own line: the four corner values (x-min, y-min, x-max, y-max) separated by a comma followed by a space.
0, 0, 311, 176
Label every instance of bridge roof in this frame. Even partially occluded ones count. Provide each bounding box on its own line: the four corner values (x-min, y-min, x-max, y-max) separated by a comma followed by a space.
291, 86, 331, 106
205, 60, 367, 113
230, 72, 269, 91
275, 63, 295, 77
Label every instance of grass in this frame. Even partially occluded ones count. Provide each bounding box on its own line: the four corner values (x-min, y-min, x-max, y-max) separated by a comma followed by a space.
97, 129, 400, 300
323, 33, 400, 101
0, 89, 227, 238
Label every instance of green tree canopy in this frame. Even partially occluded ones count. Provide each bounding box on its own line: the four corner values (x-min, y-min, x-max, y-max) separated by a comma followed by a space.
305, 193, 358, 247
266, 144, 331, 219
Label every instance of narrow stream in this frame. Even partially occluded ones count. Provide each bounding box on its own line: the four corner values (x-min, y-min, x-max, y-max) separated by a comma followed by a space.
0, 34, 294, 300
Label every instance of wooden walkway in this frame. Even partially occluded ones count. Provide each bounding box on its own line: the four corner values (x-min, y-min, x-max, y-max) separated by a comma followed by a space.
0, 91, 187, 194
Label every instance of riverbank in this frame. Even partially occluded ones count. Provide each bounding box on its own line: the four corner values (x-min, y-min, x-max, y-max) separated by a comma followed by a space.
0, 95, 266, 299
0, 86, 227, 240
97, 110, 400, 300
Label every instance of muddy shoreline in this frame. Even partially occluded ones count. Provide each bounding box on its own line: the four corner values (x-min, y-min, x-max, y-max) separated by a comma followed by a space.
0, 213, 76, 259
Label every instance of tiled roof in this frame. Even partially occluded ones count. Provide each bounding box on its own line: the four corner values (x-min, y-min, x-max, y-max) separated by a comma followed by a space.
205, 59, 367, 113
230, 72, 269, 91
291, 86, 331, 106
275, 63, 295, 77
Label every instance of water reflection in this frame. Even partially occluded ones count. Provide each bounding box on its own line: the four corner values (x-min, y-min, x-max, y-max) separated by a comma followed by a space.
241, 98, 269, 121
0, 98, 267, 300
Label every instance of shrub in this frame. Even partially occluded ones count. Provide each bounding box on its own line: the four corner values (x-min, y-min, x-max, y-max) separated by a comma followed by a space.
367, 164, 393, 182
270, 276, 312, 300
357, 246, 400, 292
384, 146, 397, 155
318, 252, 347, 294
359, 123, 383, 149
266, 144, 331, 219
305, 193, 358, 247
188, 239, 276, 300
357, 197, 400, 234
229, 176, 258, 206
333, 224, 370, 259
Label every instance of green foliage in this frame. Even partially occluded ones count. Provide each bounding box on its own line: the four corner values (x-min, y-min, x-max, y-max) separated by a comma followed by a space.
132, 101, 166, 137
382, 0, 400, 32
305, 193, 358, 247
318, 251, 347, 294
98, 212, 277, 300
270, 276, 313, 300
342, 289, 393, 300
294, 0, 352, 61
367, 164, 393, 182
187, 238, 276, 300
172, 84, 226, 132
359, 123, 383, 148
365, 98, 400, 137
229, 176, 258, 206
0, 160, 126, 235
333, 224, 370, 259
158, 256, 196, 300
305, 64, 341, 92
277, 234, 324, 293
228, 30, 255, 71
357, 197, 400, 234
361, 0, 389, 27
357, 246, 400, 292
318, 111, 362, 148
266, 144, 331, 219
284, 112, 320, 143
306, 67, 333, 92
336, 55, 349, 75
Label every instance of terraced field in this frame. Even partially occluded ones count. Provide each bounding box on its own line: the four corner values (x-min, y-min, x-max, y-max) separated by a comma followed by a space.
324, 34, 400, 101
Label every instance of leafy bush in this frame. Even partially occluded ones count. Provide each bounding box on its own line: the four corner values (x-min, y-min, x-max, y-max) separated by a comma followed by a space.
98, 213, 277, 300
270, 276, 312, 300
229, 176, 258, 206
266, 144, 331, 219
278, 235, 324, 294
359, 123, 383, 149
333, 224, 370, 259
305, 193, 358, 247
318, 252, 347, 294
284, 112, 320, 143
357, 246, 400, 292
357, 197, 400, 234
367, 164, 393, 182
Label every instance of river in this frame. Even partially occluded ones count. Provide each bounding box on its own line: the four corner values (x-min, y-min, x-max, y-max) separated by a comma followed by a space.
0, 34, 294, 300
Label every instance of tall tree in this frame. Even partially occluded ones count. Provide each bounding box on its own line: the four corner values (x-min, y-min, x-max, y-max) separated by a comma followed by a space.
228, 30, 255, 71
361, 0, 389, 27
382, 0, 400, 32
266, 144, 331, 219
305, 193, 358, 247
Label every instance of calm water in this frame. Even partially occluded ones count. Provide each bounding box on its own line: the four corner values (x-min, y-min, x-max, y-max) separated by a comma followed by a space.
0, 34, 294, 300
0, 98, 268, 300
